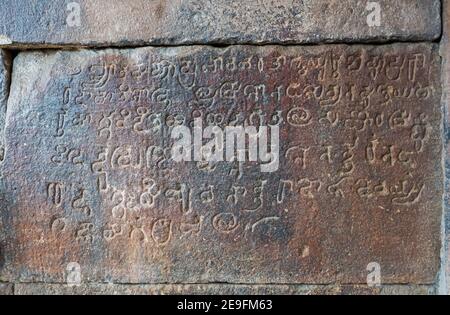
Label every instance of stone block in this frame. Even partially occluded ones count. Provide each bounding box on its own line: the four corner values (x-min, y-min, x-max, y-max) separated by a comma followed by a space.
1, 44, 442, 285
0, 0, 442, 47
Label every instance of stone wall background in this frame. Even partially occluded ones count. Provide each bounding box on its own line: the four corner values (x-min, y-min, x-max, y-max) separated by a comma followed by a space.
0, 0, 448, 295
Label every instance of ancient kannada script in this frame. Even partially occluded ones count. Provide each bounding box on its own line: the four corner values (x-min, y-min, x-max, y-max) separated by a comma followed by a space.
1, 44, 442, 284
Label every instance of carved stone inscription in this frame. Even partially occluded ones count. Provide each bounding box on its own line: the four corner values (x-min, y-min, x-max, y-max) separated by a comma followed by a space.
1, 44, 442, 284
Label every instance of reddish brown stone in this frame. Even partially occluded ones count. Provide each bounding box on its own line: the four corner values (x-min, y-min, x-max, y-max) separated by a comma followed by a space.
1, 44, 442, 285
0, 0, 442, 47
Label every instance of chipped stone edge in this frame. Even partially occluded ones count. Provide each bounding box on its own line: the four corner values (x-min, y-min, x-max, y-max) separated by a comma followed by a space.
0, 35, 12, 46
0, 49, 12, 284
0, 36, 444, 51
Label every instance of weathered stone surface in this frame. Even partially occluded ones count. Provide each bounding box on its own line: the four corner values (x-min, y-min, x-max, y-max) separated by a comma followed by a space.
442, 0, 450, 296
1, 44, 442, 285
13, 283, 434, 295
0, 282, 13, 295
14, 283, 332, 295
0, 50, 9, 162
0, 0, 442, 47
0, 49, 10, 279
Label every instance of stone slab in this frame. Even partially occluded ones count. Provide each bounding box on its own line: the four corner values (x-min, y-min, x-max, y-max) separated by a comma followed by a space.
1, 44, 442, 285
0, 0, 442, 47
13, 283, 434, 295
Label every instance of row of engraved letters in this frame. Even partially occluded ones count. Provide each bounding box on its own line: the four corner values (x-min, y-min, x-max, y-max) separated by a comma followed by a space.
48, 177, 424, 245
78, 51, 428, 90
52, 213, 275, 245
50, 133, 427, 174
69, 81, 434, 108
47, 176, 425, 219
54, 105, 431, 142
